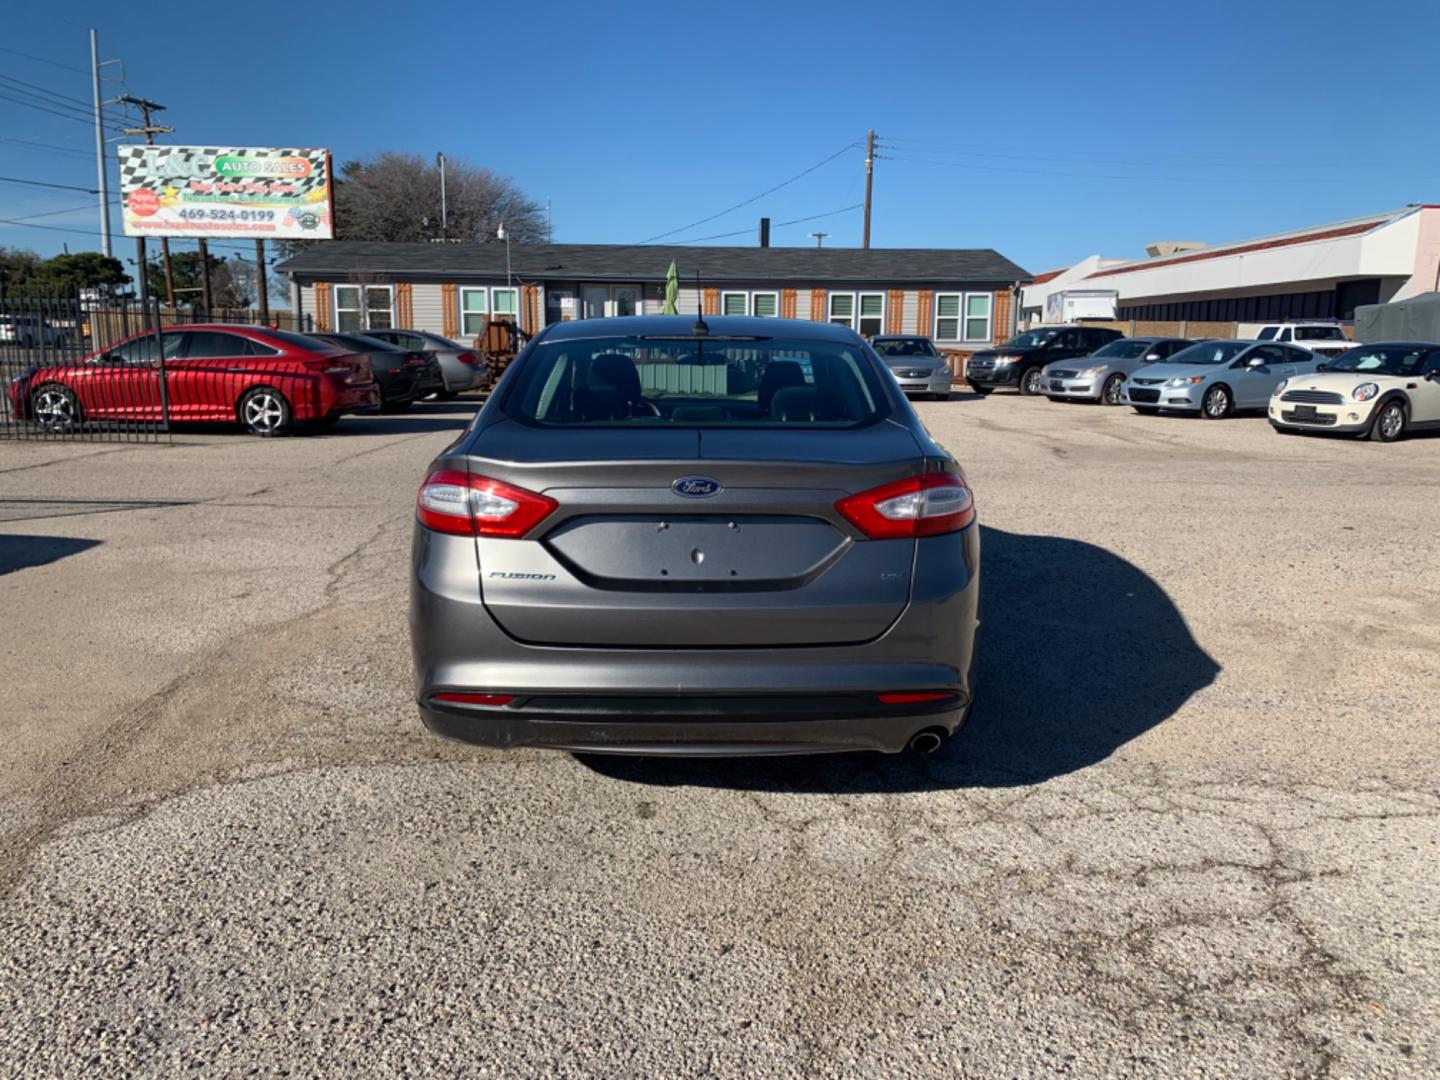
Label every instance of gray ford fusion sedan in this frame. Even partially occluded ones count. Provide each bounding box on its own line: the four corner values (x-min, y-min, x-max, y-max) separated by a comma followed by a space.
410, 315, 980, 756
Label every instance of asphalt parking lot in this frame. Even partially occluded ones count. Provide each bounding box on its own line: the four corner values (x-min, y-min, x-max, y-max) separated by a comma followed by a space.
1, 394, 1436, 1077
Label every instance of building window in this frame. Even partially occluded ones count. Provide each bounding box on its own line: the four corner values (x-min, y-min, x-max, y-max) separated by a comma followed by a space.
935, 294, 962, 340
335, 285, 393, 332
460, 288, 488, 336
828, 292, 885, 335
965, 293, 993, 341
721, 291, 748, 316
752, 291, 778, 318
460, 286, 521, 336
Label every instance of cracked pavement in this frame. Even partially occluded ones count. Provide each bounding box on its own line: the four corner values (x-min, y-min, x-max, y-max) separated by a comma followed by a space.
0, 395, 1436, 1077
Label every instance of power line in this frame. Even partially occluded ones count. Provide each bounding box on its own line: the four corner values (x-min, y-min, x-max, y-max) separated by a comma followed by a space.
0, 72, 95, 112
4, 200, 118, 223
669, 203, 865, 245
635, 143, 860, 245
0, 174, 99, 194
0, 45, 90, 75
0, 88, 128, 132
0, 136, 93, 160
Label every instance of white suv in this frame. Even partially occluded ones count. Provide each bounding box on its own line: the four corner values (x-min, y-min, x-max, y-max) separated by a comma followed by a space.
1256, 322, 1352, 359
1269, 341, 1440, 442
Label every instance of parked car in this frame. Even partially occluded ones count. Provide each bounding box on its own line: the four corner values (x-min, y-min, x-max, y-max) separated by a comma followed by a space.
1268, 341, 1440, 442
966, 325, 1122, 396
870, 335, 952, 399
1125, 340, 1321, 418
0, 315, 67, 347
361, 329, 489, 396
1041, 337, 1192, 405
6, 325, 378, 436
1255, 322, 1353, 359
310, 332, 444, 412
410, 314, 979, 756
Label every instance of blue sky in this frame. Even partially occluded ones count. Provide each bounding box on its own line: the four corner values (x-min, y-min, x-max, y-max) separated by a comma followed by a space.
3, 0, 1438, 275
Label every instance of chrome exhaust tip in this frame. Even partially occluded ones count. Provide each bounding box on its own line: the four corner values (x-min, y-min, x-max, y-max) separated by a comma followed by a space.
906, 729, 945, 755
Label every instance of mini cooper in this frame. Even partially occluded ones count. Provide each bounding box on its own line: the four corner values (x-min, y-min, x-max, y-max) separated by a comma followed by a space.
1269, 341, 1440, 441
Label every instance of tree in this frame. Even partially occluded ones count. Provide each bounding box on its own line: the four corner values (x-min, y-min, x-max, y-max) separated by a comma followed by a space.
11, 252, 129, 298
332, 152, 546, 245
0, 245, 41, 297
146, 251, 245, 308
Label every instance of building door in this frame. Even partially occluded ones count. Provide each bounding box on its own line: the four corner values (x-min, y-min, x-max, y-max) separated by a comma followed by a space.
583, 285, 641, 319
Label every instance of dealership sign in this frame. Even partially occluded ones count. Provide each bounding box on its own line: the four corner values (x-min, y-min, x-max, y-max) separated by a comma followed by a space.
118, 146, 334, 240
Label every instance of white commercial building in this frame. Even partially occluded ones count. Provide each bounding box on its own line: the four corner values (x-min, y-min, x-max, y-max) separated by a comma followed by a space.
1081, 206, 1440, 324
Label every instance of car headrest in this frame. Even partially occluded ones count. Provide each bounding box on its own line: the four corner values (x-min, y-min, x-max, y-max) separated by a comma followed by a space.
770, 385, 820, 421
588, 353, 642, 400
758, 360, 807, 411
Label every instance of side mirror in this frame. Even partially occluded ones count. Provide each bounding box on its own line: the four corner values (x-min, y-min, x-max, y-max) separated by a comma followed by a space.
1426, 369, 1440, 381
1247, 356, 1266, 368
1144, 353, 1161, 361
1316, 363, 1328, 372
100, 352, 124, 364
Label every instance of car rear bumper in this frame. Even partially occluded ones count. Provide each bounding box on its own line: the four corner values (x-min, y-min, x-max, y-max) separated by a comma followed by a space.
417, 695, 970, 755
410, 525, 980, 755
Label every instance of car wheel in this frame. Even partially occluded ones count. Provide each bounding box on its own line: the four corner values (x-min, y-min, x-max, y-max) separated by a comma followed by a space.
1102, 374, 1126, 406
1201, 384, 1232, 419
1369, 400, 1406, 442
1131, 406, 1160, 415
967, 384, 993, 397
31, 383, 81, 432
1019, 366, 1044, 396
238, 386, 293, 437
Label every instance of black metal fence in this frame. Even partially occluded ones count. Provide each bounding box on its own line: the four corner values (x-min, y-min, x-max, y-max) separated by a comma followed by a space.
0, 294, 315, 443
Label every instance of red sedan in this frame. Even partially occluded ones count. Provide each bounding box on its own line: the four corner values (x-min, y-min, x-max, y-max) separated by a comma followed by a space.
7, 325, 380, 436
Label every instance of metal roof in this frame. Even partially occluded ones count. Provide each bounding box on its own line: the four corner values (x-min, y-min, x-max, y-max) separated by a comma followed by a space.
277, 241, 1030, 285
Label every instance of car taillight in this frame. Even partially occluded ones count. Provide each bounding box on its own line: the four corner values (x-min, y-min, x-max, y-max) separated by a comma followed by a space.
416, 469, 558, 538
457, 351, 479, 367
835, 473, 974, 539
403, 353, 429, 367
433, 692, 515, 706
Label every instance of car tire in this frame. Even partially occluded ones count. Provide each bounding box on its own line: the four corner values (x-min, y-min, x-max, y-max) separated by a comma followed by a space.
237, 386, 293, 437
1201, 384, 1232, 419
1019, 366, 1044, 396
1102, 374, 1126, 406
1131, 406, 1160, 415
1369, 399, 1406, 442
967, 384, 993, 397
30, 382, 81, 432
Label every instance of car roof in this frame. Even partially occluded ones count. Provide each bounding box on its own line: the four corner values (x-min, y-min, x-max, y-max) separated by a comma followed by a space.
871, 334, 930, 341
536, 314, 862, 344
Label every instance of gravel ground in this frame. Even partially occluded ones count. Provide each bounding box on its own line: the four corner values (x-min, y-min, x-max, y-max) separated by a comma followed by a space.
0, 393, 1436, 1078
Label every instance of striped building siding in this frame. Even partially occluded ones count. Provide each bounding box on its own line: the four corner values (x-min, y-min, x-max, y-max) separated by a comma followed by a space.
411, 284, 446, 334
901, 290, 920, 334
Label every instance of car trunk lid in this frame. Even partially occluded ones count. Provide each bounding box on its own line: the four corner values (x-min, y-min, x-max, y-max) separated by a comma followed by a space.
465, 420, 924, 647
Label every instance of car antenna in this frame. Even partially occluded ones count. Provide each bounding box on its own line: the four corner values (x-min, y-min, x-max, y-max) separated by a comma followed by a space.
692, 268, 709, 336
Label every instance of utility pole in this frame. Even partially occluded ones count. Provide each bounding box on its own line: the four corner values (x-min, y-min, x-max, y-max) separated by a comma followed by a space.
810, 232, 829, 249
862, 129, 875, 250
120, 95, 175, 307
90, 30, 111, 257
436, 152, 447, 240
198, 239, 213, 315
255, 239, 269, 323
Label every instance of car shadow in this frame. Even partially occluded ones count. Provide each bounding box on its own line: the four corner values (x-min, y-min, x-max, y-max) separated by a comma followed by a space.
315, 408, 478, 437
575, 525, 1219, 793
0, 534, 101, 576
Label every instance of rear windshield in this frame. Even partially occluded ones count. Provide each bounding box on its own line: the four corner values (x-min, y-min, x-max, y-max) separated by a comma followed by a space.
503, 336, 889, 427
1295, 326, 1345, 341
315, 332, 405, 352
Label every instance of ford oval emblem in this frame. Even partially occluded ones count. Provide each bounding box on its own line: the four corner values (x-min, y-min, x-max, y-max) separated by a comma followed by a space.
671, 476, 723, 498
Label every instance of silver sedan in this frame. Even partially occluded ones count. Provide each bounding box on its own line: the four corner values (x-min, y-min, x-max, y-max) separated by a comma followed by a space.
1042, 337, 1192, 405
871, 335, 953, 400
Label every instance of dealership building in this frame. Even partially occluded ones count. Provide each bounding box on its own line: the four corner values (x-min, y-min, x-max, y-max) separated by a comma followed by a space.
1020, 205, 1440, 327
277, 241, 1029, 352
